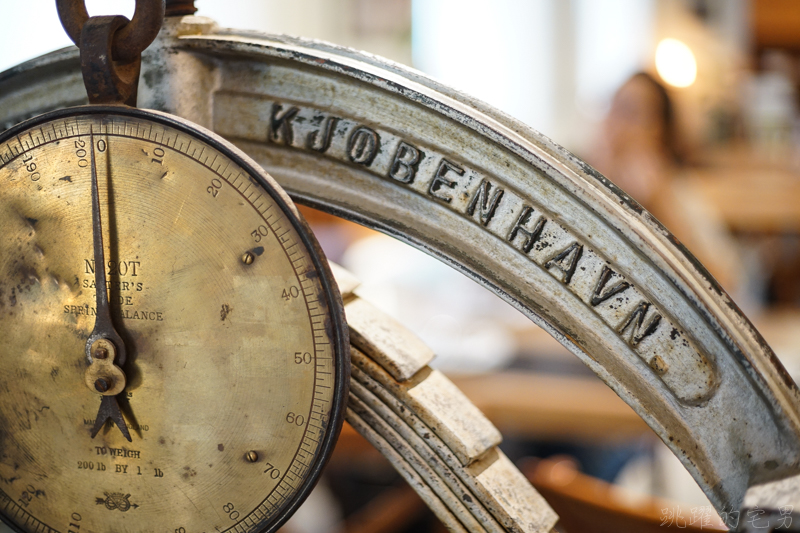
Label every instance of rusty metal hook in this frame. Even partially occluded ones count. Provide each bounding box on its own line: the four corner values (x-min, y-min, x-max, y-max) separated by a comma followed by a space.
80, 15, 142, 106
56, 0, 165, 62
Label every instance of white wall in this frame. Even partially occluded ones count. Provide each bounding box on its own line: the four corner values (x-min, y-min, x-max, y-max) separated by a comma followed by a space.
0, 1, 137, 72
411, 0, 656, 151
412, 0, 557, 141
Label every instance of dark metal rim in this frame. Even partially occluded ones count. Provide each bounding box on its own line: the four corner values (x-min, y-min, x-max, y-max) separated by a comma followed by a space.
0, 104, 351, 533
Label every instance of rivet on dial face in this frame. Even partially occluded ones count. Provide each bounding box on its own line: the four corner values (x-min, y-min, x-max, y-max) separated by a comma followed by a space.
94, 378, 112, 393
246, 451, 259, 463
241, 251, 255, 265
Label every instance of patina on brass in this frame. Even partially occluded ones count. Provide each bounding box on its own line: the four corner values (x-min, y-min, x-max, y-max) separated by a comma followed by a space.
0, 106, 348, 533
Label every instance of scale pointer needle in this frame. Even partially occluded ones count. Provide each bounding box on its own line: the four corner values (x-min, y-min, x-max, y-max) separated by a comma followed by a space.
92, 396, 131, 441
85, 132, 131, 442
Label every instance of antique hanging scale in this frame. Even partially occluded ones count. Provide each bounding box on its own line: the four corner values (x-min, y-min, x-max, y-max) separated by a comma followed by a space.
0, 1, 349, 532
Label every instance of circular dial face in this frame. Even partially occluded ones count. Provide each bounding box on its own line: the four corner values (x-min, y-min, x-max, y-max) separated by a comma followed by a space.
0, 107, 348, 533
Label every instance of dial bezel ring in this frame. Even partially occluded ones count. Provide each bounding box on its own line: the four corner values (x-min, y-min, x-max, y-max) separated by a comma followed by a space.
0, 104, 351, 533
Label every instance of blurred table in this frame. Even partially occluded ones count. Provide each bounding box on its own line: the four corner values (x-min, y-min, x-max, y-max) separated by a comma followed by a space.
450, 372, 650, 443
691, 143, 800, 233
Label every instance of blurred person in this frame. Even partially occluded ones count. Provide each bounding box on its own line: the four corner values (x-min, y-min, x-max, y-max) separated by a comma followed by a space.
589, 72, 679, 210
588, 72, 743, 294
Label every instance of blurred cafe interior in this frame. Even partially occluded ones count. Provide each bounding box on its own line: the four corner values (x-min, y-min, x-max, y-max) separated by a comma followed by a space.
7, 0, 800, 531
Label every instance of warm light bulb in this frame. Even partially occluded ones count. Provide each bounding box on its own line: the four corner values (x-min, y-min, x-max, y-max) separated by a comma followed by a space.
655, 38, 697, 88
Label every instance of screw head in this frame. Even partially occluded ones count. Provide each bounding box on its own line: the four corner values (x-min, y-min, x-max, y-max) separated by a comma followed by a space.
94, 378, 112, 393
242, 252, 255, 265
95, 347, 109, 360
246, 451, 258, 463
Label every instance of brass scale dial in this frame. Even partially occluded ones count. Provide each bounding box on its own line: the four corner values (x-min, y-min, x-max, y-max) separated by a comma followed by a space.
0, 2, 349, 532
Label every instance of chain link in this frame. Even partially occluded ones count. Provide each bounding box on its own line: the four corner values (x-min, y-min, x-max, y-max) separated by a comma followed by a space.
56, 0, 165, 62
